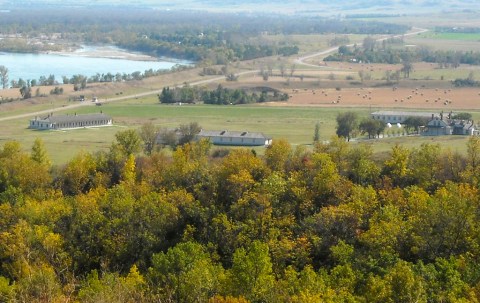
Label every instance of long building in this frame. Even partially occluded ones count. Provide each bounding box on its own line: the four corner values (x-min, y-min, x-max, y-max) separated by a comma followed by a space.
29, 113, 112, 130
196, 130, 272, 146
371, 111, 438, 124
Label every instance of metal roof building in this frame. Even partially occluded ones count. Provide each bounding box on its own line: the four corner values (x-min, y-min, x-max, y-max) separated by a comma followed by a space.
29, 113, 112, 130
371, 111, 438, 124
196, 130, 272, 146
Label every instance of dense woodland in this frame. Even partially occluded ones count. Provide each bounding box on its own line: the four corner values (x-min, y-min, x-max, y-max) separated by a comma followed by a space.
0, 9, 408, 63
2, 131, 480, 301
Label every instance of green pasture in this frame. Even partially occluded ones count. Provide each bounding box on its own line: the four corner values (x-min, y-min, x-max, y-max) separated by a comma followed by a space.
420, 32, 480, 41
2, 97, 480, 165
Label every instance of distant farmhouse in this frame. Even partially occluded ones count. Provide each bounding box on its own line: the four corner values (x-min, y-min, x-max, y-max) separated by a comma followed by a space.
371, 110, 477, 136
422, 116, 476, 136
29, 113, 112, 130
371, 111, 437, 124
196, 130, 272, 146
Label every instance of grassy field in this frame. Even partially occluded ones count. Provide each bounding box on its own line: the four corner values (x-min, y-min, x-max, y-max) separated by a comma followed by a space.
2, 97, 478, 165
419, 32, 480, 41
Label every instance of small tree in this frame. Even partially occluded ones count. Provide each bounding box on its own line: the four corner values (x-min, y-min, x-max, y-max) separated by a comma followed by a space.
403, 116, 428, 134
20, 84, 32, 99
359, 118, 385, 139
289, 64, 296, 77
139, 122, 159, 155
31, 138, 51, 167
114, 129, 142, 156
336, 112, 359, 142
313, 122, 321, 143
401, 61, 413, 78
179, 122, 202, 145
0, 65, 8, 89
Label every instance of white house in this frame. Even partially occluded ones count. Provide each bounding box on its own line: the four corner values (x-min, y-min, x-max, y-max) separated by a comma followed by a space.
422, 117, 476, 136
29, 113, 112, 130
196, 130, 272, 146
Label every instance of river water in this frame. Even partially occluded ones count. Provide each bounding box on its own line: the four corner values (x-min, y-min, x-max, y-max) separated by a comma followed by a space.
0, 46, 186, 85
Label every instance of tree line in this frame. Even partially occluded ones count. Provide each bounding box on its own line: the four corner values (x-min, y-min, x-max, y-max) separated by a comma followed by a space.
0, 9, 408, 64
325, 36, 480, 67
158, 85, 289, 105
2, 129, 480, 301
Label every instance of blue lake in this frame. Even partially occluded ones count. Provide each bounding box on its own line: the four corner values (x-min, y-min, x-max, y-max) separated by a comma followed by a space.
0, 47, 186, 84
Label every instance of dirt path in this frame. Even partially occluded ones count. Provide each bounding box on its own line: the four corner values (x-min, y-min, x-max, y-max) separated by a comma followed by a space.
295, 27, 429, 67
0, 70, 258, 123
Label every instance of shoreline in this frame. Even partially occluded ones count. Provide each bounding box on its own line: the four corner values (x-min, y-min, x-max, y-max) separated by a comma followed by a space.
48, 45, 160, 62
0, 41, 192, 64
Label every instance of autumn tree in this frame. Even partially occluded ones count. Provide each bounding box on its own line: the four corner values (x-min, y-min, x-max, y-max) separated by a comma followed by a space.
178, 122, 202, 146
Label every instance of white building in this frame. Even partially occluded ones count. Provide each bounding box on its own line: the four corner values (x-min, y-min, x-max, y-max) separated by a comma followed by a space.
29, 113, 112, 130
371, 111, 437, 124
196, 130, 272, 146
422, 117, 476, 136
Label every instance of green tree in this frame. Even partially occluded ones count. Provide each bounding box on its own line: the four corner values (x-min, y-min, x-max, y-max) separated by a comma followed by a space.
138, 122, 158, 155
408, 143, 441, 191
149, 241, 224, 303
313, 122, 321, 143
462, 136, 480, 185
336, 112, 358, 142
78, 266, 146, 303
229, 241, 275, 302
30, 138, 51, 167
114, 129, 142, 156
347, 144, 379, 185
158, 87, 174, 103
359, 118, 385, 139
387, 261, 426, 303
403, 116, 428, 134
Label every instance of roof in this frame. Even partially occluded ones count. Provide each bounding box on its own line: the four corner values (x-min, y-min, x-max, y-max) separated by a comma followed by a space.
371, 111, 437, 117
35, 113, 111, 124
197, 130, 271, 140
451, 120, 475, 130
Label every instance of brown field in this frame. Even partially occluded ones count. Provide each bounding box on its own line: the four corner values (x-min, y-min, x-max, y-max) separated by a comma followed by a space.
282, 87, 480, 110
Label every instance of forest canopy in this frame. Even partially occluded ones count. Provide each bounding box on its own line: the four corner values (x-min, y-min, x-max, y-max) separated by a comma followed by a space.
1, 135, 480, 302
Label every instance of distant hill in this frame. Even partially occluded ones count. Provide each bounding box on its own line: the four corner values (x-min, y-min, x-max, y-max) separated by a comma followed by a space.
1, 0, 480, 14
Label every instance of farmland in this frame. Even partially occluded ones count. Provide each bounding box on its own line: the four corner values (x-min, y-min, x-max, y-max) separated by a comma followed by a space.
1, 11, 480, 165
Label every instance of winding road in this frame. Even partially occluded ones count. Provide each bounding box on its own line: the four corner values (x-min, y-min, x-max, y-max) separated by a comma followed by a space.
0, 27, 428, 123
